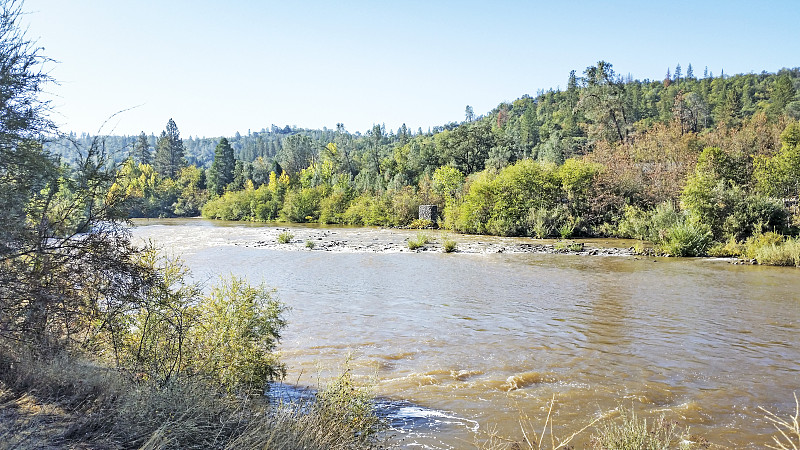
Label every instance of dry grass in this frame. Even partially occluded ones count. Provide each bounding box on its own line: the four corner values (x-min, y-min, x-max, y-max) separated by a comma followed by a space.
760, 393, 800, 450
0, 348, 389, 449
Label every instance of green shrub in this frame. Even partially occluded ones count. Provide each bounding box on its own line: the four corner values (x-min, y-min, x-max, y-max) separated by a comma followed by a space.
389, 186, 423, 226
281, 187, 324, 223
657, 221, 712, 256
707, 237, 744, 257
454, 160, 560, 235
343, 194, 391, 226
407, 232, 431, 250
442, 238, 458, 253
409, 219, 434, 229
558, 216, 578, 239
190, 276, 287, 394
318, 190, 351, 224
752, 237, 800, 266
527, 207, 558, 238
743, 231, 785, 259
305, 240, 316, 249
277, 231, 294, 244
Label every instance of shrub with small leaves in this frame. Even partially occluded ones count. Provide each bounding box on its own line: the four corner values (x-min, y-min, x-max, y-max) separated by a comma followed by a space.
442, 238, 458, 253
277, 231, 294, 244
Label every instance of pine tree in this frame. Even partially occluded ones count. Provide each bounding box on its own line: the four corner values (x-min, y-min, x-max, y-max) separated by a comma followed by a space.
153, 118, 186, 178
208, 137, 235, 195
686, 64, 694, 80
674, 64, 682, 81
132, 131, 151, 165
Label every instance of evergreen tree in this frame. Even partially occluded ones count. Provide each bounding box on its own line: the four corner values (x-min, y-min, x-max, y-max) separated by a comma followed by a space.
208, 137, 235, 196
153, 118, 186, 178
465, 105, 475, 122
674, 64, 682, 81
686, 64, 694, 80
132, 131, 151, 165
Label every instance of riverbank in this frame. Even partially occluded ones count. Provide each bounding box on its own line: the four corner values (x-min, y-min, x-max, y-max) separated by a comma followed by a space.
238, 225, 638, 257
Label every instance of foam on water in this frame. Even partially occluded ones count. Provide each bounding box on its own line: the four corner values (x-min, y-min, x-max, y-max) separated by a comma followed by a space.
267, 382, 479, 449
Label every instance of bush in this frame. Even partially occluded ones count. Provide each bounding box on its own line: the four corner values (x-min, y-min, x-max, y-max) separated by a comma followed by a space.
743, 231, 785, 259
707, 236, 744, 257
749, 236, 800, 266
657, 221, 713, 256
190, 276, 287, 394
0, 348, 386, 450
527, 207, 559, 238
453, 160, 560, 236
407, 232, 431, 250
305, 240, 316, 249
343, 194, 391, 226
442, 238, 458, 253
278, 231, 294, 244
318, 190, 351, 224
281, 187, 324, 223
409, 219, 434, 229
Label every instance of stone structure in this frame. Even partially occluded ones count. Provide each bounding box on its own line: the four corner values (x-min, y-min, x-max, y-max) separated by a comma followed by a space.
418, 205, 438, 222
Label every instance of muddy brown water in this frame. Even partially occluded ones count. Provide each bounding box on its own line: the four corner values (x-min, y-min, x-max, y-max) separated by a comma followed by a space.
132, 219, 800, 448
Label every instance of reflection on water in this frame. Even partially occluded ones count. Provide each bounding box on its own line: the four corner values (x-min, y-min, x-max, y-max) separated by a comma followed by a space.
133, 219, 800, 448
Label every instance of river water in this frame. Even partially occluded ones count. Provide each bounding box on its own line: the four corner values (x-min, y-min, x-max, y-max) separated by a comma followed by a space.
132, 219, 800, 448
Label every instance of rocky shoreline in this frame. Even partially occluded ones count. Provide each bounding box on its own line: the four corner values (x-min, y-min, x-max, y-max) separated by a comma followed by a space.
239, 226, 637, 257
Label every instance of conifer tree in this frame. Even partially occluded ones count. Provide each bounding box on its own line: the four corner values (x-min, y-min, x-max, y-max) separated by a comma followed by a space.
153, 118, 186, 178
132, 131, 151, 165
208, 137, 235, 195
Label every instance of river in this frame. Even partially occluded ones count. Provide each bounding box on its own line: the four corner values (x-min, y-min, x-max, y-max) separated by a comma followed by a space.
132, 218, 800, 448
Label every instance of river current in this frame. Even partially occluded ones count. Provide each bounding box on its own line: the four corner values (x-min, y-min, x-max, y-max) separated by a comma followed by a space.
132, 218, 800, 448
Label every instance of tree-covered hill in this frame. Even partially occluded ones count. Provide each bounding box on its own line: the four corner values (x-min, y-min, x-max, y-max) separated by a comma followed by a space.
47, 61, 800, 263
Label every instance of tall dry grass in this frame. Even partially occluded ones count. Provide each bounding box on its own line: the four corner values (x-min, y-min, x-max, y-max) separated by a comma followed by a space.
0, 347, 388, 449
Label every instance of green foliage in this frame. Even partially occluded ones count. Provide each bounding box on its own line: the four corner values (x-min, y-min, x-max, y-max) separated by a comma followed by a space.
707, 236, 744, 258
407, 232, 432, 250
617, 201, 683, 242
658, 221, 713, 256
312, 370, 382, 443
191, 275, 287, 393
207, 137, 235, 196
319, 189, 352, 224
752, 239, 800, 266
305, 240, 316, 249
432, 165, 465, 198
281, 186, 324, 223
442, 237, 458, 253
743, 231, 786, 259
277, 231, 294, 244
527, 207, 560, 238
753, 121, 800, 198
409, 219, 434, 229
153, 118, 186, 179
343, 194, 392, 226
555, 240, 584, 252
452, 159, 560, 236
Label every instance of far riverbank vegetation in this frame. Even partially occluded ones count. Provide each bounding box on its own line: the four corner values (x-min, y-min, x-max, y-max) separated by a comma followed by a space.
64, 63, 800, 265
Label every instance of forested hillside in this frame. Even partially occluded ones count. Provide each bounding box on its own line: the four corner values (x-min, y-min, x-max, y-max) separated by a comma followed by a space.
51, 61, 800, 262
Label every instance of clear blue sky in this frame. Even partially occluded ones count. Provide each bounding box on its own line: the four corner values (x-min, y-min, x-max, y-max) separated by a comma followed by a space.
22, 0, 800, 138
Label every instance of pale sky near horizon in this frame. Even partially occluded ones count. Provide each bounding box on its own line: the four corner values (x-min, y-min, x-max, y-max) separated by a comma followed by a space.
20, 0, 800, 139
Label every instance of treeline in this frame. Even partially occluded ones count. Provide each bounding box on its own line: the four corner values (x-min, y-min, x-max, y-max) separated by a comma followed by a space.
104, 62, 800, 262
